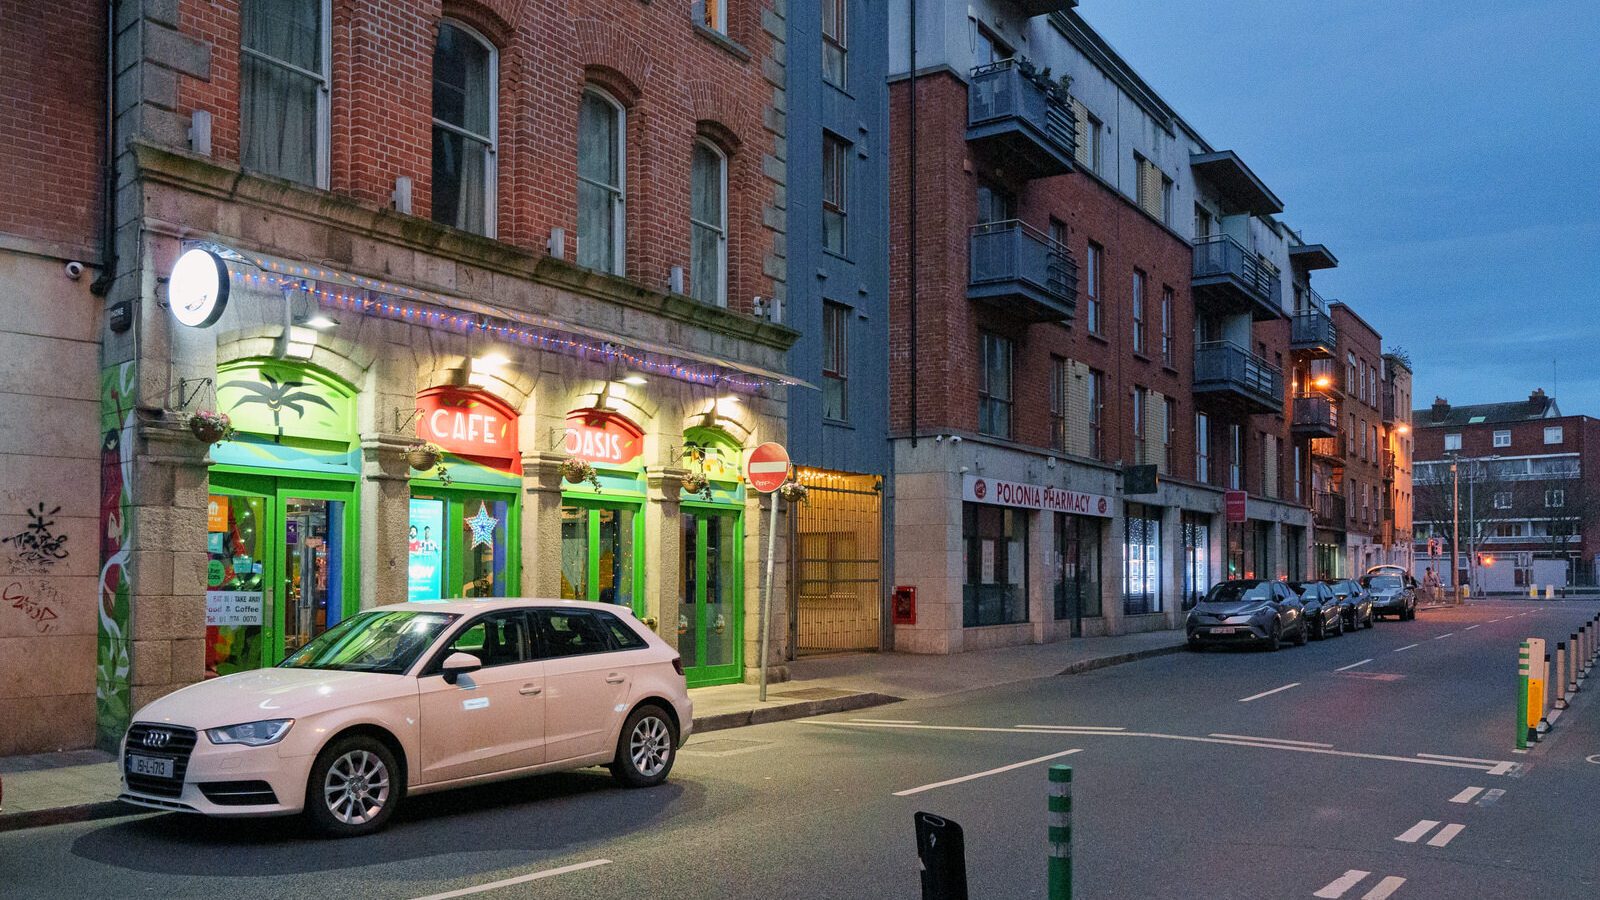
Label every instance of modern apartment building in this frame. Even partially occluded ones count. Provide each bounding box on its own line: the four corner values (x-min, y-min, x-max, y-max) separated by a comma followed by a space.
5, 0, 803, 755
1413, 391, 1600, 591
782, 0, 893, 656
884, 3, 1317, 653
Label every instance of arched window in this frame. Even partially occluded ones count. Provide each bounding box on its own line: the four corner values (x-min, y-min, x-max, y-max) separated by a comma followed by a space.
690, 139, 728, 306
578, 87, 626, 275
432, 21, 497, 236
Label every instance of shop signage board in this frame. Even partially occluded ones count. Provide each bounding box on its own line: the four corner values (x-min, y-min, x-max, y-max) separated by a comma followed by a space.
417, 388, 518, 464
746, 442, 791, 493
1225, 490, 1248, 523
407, 498, 445, 601
564, 409, 645, 466
206, 590, 264, 627
961, 475, 1112, 518
216, 361, 355, 445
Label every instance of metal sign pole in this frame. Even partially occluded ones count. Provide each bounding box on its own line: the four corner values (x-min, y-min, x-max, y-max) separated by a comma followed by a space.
759, 492, 780, 702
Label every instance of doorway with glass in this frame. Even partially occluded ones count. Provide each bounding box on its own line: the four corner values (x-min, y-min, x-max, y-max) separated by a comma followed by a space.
679, 506, 743, 687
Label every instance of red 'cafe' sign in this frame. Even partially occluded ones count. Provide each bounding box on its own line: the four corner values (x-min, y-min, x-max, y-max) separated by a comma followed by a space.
564, 409, 644, 466
416, 388, 518, 465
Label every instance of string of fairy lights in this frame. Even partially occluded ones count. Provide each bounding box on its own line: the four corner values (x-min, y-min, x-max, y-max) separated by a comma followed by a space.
228, 256, 789, 392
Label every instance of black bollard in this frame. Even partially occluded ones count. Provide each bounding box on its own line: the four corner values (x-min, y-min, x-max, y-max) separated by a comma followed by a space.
915, 811, 969, 900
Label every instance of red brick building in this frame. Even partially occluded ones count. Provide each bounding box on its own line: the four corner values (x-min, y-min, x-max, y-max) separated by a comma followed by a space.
1414, 392, 1600, 591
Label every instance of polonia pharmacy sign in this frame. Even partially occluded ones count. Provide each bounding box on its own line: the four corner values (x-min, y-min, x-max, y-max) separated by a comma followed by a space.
962, 474, 1113, 518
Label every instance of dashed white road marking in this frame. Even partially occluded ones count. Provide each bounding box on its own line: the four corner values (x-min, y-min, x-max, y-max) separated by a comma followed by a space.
408, 860, 612, 900
1314, 869, 1370, 898
1015, 724, 1125, 731
1210, 733, 1334, 748
1239, 682, 1301, 702
1450, 786, 1485, 804
1364, 875, 1408, 899
892, 749, 1081, 797
1394, 643, 1420, 652
851, 719, 922, 724
1487, 761, 1518, 776
1434, 632, 1455, 640
1418, 753, 1503, 765
1465, 624, 1480, 630
1395, 819, 1440, 843
1336, 659, 1374, 672
1427, 823, 1466, 847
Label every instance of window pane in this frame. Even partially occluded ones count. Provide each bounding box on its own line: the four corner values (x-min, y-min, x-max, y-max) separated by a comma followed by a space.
241, 56, 319, 184
690, 142, 725, 303
433, 24, 491, 135
534, 610, 612, 657
242, 0, 321, 72
822, 135, 848, 254
579, 94, 620, 186
447, 611, 530, 668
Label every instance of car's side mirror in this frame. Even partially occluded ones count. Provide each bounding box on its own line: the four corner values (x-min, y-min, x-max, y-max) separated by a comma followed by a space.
441, 651, 483, 685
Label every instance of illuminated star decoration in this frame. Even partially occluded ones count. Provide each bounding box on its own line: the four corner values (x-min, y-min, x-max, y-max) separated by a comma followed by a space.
466, 502, 499, 549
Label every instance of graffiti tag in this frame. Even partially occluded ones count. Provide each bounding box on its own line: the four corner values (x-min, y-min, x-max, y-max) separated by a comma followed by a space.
5, 581, 60, 633
2, 502, 69, 567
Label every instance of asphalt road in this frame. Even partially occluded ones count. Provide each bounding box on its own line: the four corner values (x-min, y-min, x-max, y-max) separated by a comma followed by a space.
5, 599, 1600, 899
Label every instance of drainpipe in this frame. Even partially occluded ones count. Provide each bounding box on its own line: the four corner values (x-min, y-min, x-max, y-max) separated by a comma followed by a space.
906, 0, 919, 447
91, 0, 118, 297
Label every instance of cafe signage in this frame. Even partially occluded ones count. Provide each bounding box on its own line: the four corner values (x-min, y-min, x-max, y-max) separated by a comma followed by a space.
416, 387, 518, 464
564, 409, 644, 467
962, 474, 1113, 518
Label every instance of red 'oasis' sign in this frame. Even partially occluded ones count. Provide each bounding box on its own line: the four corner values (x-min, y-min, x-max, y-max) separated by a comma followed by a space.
564, 409, 644, 466
416, 388, 518, 465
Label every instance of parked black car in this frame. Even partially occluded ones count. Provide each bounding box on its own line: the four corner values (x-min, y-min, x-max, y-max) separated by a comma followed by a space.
1360, 571, 1417, 620
1187, 579, 1308, 651
1289, 580, 1345, 639
1326, 578, 1375, 630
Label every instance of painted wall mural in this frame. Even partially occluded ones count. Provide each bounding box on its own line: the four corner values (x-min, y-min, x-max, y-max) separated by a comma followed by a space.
96, 361, 136, 746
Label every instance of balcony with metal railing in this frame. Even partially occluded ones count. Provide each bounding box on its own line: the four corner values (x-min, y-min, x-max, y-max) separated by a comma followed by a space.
968, 220, 1077, 322
1314, 491, 1347, 530
1310, 433, 1348, 464
1382, 383, 1397, 424
1193, 234, 1284, 320
1291, 394, 1338, 439
1193, 341, 1283, 414
1291, 301, 1336, 357
967, 59, 1077, 181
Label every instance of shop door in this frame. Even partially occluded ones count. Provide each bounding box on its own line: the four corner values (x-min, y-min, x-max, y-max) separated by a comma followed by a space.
207, 475, 353, 670
409, 491, 517, 600
680, 509, 742, 687
559, 501, 640, 611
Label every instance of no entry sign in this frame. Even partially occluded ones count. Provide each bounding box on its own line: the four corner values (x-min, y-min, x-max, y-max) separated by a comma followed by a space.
746, 442, 791, 494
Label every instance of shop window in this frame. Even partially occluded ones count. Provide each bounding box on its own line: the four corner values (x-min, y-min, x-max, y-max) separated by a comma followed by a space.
578, 87, 626, 274
1181, 512, 1210, 610
240, 0, 329, 187
407, 495, 514, 601
1054, 513, 1101, 627
431, 21, 497, 236
1123, 503, 1162, 615
963, 503, 1028, 627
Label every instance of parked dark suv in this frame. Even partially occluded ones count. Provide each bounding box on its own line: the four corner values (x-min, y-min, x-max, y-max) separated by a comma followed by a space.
1360, 571, 1417, 620
1290, 581, 1345, 640
1187, 580, 1308, 651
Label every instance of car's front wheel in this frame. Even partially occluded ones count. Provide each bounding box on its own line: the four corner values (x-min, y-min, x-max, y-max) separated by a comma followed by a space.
305, 735, 400, 838
611, 704, 678, 788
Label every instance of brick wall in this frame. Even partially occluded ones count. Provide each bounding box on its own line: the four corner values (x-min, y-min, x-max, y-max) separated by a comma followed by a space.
1332, 304, 1384, 531
0, 0, 104, 252
888, 74, 1195, 476
171, 0, 780, 315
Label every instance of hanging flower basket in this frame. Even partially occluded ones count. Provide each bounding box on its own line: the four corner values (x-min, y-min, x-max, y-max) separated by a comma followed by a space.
406, 442, 442, 471
188, 410, 234, 444
680, 470, 710, 497
560, 456, 602, 491
778, 479, 810, 504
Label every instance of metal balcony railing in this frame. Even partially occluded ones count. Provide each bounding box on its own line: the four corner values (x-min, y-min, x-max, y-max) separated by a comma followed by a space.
968, 219, 1077, 321
1310, 433, 1348, 463
1291, 307, 1336, 354
1292, 394, 1338, 436
967, 59, 1076, 179
1192, 233, 1283, 313
1314, 491, 1347, 528
1382, 383, 1397, 424
1193, 341, 1283, 412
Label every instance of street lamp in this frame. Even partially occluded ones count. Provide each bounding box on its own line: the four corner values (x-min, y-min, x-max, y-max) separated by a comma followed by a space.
1447, 451, 1500, 600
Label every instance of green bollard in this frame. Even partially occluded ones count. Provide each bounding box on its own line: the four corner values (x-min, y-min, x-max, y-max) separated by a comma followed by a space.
1048, 765, 1072, 899
1517, 641, 1530, 751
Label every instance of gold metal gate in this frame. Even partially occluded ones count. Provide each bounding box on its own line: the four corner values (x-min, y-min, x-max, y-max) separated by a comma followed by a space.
789, 468, 883, 655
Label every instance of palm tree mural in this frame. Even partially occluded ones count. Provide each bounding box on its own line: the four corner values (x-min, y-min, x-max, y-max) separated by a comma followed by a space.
222, 371, 336, 442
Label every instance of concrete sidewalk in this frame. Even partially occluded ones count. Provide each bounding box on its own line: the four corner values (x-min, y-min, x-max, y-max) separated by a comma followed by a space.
0, 627, 1184, 832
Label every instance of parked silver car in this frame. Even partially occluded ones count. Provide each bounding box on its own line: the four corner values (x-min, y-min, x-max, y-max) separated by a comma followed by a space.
1187, 580, 1308, 651
1360, 572, 1417, 620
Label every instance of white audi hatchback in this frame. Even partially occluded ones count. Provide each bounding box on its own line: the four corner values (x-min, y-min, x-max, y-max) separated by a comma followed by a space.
119, 599, 692, 836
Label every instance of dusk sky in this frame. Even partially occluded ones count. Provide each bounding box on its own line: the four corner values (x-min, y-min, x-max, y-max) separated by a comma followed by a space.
1082, 0, 1600, 415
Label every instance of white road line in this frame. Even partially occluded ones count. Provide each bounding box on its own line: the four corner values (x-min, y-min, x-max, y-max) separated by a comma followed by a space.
1395, 819, 1440, 843
408, 860, 612, 900
1364, 876, 1407, 900
1427, 823, 1466, 847
1434, 632, 1455, 640
851, 719, 922, 724
892, 749, 1081, 797
811, 722, 1515, 773
1239, 682, 1301, 703
1015, 725, 1125, 731
1210, 733, 1334, 748
1336, 659, 1374, 672
1394, 643, 1420, 652
1314, 869, 1371, 898
1465, 624, 1480, 630
1450, 786, 1485, 804
1417, 753, 1504, 765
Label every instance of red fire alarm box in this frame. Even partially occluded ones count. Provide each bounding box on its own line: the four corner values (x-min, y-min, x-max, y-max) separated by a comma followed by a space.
892, 585, 916, 625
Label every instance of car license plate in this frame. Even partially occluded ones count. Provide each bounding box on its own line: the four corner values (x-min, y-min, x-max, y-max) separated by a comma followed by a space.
1210, 626, 1236, 635
127, 754, 175, 779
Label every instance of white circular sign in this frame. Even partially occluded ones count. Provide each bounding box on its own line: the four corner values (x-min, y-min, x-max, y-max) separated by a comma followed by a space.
169, 248, 229, 327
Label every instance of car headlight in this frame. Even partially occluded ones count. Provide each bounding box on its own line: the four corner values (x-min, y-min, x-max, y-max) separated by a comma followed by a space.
206, 719, 294, 746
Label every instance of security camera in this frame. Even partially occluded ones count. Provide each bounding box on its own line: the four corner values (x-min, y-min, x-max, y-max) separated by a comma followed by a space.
65, 260, 85, 280
935, 434, 945, 442
950, 435, 963, 444
959, 466, 970, 474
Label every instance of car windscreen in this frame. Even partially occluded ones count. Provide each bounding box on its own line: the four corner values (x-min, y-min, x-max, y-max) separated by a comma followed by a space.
280, 610, 460, 674
1362, 575, 1403, 590
1203, 582, 1273, 604
1286, 582, 1318, 595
